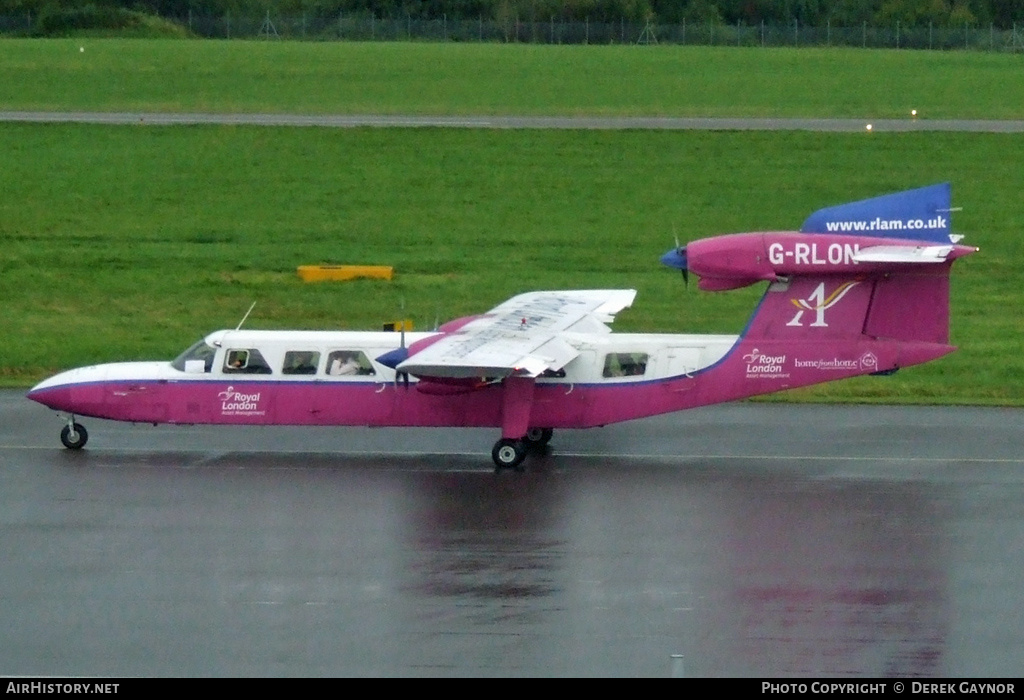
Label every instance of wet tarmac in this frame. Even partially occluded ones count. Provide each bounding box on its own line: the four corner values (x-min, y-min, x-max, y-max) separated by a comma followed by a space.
2, 391, 1023, 677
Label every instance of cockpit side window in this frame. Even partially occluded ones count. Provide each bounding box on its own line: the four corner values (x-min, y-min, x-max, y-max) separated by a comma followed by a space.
171, 339, 216, 373
224, 348, 273, 374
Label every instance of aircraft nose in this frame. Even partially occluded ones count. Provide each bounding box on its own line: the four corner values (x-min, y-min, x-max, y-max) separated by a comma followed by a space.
26, 382, 75, 411
26, 366, 106, 413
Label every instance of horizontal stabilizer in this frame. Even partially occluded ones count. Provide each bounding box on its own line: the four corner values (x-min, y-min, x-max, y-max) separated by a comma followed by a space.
853, 245, 955, 264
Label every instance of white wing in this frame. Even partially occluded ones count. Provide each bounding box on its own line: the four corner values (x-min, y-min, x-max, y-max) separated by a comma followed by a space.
397, 289, 637, 379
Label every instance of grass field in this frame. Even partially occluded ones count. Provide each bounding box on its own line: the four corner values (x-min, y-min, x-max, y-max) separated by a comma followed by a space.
3, 39, 1024, 119
2, 39, 1022, 403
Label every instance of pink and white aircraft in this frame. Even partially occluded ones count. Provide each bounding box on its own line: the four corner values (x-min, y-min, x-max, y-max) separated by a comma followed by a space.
28, 183, 976, 469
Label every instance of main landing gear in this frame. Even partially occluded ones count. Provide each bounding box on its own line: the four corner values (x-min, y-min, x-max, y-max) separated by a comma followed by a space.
491, 428, 553, 471
60, 416, 88, 449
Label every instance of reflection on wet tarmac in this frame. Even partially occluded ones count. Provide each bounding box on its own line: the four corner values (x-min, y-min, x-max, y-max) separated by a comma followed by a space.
718, 479, 948, 677
394, 458, 954, 676
408, 473, 564, 605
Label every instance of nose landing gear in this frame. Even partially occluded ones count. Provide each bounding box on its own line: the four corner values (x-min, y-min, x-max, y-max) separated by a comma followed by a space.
60, 417, 88, 449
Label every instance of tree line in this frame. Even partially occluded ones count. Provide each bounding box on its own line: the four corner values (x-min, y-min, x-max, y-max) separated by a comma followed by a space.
2, 1, 1023, 29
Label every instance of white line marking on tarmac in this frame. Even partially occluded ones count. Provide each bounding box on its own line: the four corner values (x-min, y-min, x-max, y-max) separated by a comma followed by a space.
4, 444, 1024, 464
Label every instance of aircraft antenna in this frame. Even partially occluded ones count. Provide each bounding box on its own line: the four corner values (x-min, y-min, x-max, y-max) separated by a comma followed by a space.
235, 301, 257, 331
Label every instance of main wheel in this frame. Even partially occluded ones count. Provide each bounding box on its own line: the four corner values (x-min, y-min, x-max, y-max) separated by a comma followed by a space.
60, 423, 88, 449
492, 438, 526, 471
523, 427, 553, 447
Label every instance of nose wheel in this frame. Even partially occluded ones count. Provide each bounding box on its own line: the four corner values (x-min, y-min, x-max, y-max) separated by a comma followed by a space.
60, 419, 88, 449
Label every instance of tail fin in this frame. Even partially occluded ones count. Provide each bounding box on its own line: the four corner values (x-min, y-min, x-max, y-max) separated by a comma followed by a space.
745, 184, 973, 370
745, 264, 954, 348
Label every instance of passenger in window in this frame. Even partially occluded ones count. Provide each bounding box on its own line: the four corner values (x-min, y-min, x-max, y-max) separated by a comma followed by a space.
329, 353, 361, 376
623, 354, 648, 376
283, 351, 318, 375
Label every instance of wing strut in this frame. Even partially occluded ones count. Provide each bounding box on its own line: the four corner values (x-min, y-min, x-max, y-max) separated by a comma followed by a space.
500, 376, 535, 440
491, 375, 538, 471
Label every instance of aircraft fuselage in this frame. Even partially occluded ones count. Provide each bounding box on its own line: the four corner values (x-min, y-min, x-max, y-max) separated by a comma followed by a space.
27, 325, 949, 433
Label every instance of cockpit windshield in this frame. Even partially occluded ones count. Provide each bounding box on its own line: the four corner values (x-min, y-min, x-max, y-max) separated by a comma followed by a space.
171, 338, 217, 373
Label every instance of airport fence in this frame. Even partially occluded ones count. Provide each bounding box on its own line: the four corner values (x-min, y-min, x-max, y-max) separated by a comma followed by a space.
3, 11, 1024, 52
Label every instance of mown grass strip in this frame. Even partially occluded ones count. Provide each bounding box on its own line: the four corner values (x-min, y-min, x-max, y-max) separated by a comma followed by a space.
3, 39, 1024, 119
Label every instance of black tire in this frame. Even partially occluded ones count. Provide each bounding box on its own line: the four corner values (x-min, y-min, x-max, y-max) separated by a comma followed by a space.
492, 438, 526, 471
523, 427, 553, 447
60, 423, 88, 449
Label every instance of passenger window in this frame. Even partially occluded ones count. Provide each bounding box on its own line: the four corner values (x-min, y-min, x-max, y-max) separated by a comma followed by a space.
224, 348, 273, 374
603, 352, 648, 378
282, 351, 320, 375
326, 350, 376, 376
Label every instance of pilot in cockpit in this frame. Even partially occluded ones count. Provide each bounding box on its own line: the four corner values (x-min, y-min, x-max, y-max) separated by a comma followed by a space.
226, 351, 246, 371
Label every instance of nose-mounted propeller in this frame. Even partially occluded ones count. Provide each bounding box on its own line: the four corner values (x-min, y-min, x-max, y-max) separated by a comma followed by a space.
660, 236, 689, 286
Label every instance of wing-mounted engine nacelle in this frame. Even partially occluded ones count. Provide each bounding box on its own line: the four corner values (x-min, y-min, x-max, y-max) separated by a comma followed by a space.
661, 232, 977, 291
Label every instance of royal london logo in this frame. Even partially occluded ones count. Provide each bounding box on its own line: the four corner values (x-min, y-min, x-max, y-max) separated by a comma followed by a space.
786, 280, 861, 328
743, 348, 790, 379
218, 386, 265, 416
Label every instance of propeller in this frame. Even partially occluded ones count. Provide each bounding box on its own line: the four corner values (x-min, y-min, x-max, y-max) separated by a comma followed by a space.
660, 235, 689, 286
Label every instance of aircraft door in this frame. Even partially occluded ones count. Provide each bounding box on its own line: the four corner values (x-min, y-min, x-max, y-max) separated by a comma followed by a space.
532, 351, 591, 427
661, 347, 701, 380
